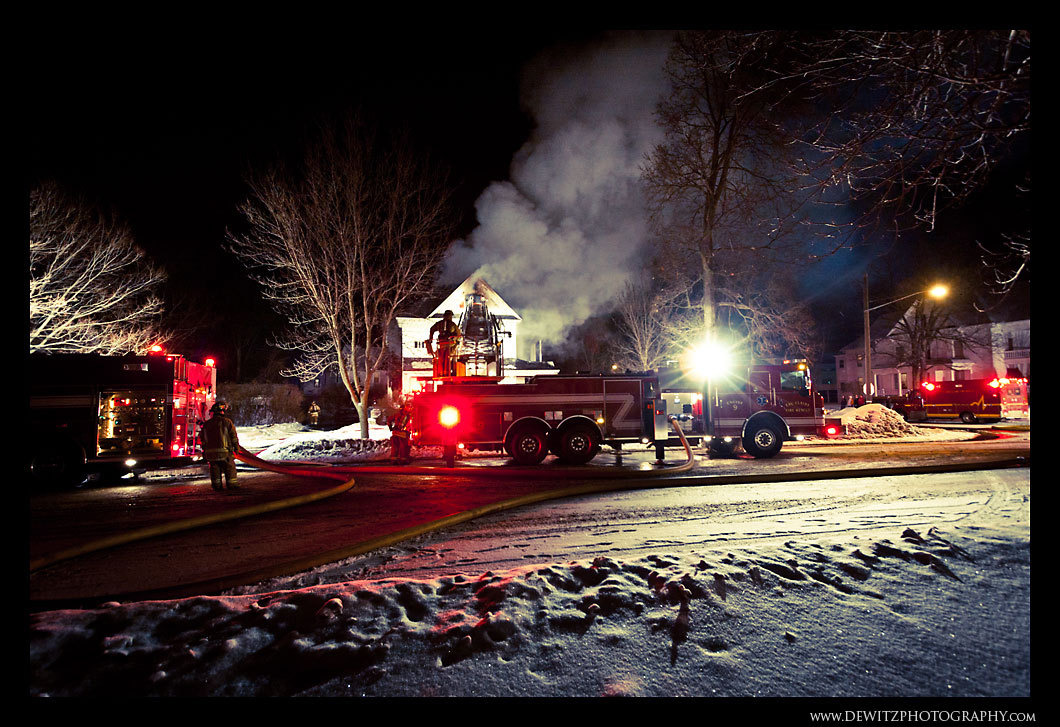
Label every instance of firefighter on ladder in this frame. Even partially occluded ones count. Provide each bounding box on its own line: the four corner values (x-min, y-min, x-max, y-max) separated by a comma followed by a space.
201, 401, 241, 491
426, 310, 462, 377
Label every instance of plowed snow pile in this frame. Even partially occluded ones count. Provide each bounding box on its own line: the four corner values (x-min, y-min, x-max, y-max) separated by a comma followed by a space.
835, 404, 936, 440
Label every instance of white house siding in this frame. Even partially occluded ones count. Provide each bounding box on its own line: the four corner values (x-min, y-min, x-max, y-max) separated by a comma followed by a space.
835, 315, 1030, 398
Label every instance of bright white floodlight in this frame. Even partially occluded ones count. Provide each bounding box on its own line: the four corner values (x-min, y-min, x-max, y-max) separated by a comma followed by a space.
686, 340, 732, 380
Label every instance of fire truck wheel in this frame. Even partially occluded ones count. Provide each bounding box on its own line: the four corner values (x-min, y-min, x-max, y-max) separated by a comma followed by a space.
743, 422, 783, 459
555, 423, 601, 465
508, 425, 549, 465
29, 439, 87, 488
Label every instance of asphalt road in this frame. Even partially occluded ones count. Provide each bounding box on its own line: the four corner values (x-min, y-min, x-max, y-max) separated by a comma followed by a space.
28, 430, 1029, 609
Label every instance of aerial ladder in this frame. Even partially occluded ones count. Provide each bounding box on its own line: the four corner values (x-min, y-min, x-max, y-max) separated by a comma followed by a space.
454, 292, 509, 377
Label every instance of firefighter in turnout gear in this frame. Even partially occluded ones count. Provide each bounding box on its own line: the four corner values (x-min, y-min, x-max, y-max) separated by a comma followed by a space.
388, 400, 413, 464
427, 310, 462, 377
307, 400, 321, 427
201, 401, 241, 490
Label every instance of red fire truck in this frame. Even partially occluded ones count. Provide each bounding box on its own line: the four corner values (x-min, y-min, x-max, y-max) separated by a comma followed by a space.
28, 351, 217, 486
408, 374, 673, 467
408, 360, 826, 465
901, 377, 1025, 423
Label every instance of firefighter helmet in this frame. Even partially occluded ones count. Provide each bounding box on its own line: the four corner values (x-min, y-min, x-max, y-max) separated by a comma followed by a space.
211, 401, 228, 415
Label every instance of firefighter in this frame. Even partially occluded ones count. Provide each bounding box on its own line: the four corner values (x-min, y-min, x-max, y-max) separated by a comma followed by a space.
427, 310, 462, 377
388, 400, 413, 464
201, 401, 241, 491
307, 400, 321, 427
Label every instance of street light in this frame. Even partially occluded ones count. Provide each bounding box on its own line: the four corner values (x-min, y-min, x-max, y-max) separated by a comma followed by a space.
862, 276, 948, 398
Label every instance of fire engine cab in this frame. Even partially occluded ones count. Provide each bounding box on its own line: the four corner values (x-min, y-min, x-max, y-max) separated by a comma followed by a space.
28, 351, 217, 486
408, 374, 673, 467
704, 360, 826, 458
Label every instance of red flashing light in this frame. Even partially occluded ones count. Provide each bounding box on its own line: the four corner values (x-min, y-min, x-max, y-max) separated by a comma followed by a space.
439, 405, 461, 429
921, 382, 936, 391
825, 425, 839, 436
988, 378, 1002, 388
149, 344, 165, 354
204, 357, 216, 367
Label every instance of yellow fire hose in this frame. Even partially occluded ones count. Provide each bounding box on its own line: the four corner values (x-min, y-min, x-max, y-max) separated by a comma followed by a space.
29, 453, 356, 574
29, 419, 692, 577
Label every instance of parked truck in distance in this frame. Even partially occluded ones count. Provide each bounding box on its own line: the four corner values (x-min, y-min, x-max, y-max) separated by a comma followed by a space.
874, 377, 1029, 424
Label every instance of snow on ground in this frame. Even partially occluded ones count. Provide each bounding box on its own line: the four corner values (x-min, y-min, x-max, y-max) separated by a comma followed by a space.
29, 407, 1032, 699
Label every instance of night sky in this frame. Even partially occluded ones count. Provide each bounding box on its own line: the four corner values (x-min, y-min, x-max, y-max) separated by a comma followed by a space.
28, 28, 586, 375
27, 28, 1029, 377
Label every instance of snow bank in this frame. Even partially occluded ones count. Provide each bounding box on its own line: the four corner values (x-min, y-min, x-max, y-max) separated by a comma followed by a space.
28, 523, 1030, 697
830, 404, 953, 441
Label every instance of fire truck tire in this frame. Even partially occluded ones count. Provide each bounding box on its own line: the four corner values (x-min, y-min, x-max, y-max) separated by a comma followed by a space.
507, 425, 549, 465
554, 423, 601, 465
29, 439, 87, 488
742, 422, 783, 459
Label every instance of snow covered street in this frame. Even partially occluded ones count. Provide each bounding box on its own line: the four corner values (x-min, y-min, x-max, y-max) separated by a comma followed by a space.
29, 409, 1032, 698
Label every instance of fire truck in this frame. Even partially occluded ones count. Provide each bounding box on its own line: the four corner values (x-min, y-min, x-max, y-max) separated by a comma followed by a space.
703, 360, 826, 458
28, 351, 217, 486
899, 377, 1025, 424
408, 359, 826, 465
408, 374, 673, 467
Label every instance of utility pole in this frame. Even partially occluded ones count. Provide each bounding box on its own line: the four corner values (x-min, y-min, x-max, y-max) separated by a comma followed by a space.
863, 273, 873, 398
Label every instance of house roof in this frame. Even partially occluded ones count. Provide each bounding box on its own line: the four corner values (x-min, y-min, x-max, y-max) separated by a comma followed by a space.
428, 275, 522, 321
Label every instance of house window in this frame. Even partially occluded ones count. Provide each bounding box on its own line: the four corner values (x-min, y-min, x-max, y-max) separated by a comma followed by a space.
953, 340, 964, 358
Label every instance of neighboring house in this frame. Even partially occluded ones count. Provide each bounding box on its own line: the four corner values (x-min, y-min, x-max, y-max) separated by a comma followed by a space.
835, 303, 1030, 399
811, 358, 839, 404
392, 275, 559, 395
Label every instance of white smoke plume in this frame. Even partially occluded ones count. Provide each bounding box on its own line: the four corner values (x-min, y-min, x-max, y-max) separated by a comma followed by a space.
440, 32, 672, 359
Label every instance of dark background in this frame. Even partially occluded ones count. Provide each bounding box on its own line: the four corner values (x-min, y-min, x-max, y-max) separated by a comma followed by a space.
27, 27, 1029, 379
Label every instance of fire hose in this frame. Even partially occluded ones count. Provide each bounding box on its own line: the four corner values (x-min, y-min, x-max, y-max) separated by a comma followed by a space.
29, 454, 356, 574
29, 419, 691, 580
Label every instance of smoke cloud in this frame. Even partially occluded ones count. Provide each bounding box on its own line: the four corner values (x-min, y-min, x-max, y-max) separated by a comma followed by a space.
440, 32, 672, 359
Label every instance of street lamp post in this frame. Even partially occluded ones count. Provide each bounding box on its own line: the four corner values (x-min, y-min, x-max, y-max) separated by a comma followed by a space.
862, 278, 948, 398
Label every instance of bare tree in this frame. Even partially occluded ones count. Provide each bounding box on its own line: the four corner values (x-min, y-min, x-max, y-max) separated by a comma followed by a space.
877, 298, 991, 388
611, 277, 674, 372
227, 112, 457, 437
643, 31, 824, 355
793, 30, 1031, 292
29, 183, 167, 355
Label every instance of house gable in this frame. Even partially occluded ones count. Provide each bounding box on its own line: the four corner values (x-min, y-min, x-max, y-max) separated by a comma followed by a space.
429, 275, 522, 322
